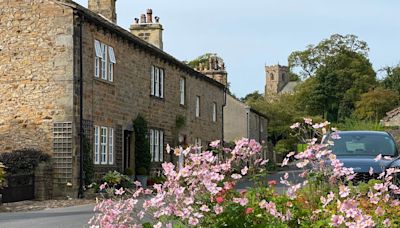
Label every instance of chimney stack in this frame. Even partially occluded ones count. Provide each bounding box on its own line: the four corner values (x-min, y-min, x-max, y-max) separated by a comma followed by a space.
146, 9, 153, 23
130, 9, 164, 50
88, 0, 117, 23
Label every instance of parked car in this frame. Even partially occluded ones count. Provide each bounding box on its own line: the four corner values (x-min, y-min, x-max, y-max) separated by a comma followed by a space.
324, 131, 400, 183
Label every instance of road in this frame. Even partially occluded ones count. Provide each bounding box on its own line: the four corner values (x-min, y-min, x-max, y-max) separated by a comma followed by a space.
0, 165, 302, 227
0, 204, 95, 228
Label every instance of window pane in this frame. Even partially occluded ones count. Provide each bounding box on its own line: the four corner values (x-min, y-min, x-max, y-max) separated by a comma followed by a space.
101, 44, 108, 80
150, 129, 154, 162
101, 127, 108, 164
196, 96, 200, 117
151, 66, 155, 95
94, 40, 102, 57
108, 46, 116, 63
213, 103, 217, 122
109, 128, 114, 165
109, 63, 113, 82
154, 67, 159, 97
159, 131, 164, 162
94, 126, 100, 164
154, 130, 159, 162
180, 78, 185, 105
160, 69, 164, 98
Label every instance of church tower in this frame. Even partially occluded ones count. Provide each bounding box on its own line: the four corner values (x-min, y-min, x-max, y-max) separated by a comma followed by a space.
265, 64, 289, 95
130, 9, 163, 50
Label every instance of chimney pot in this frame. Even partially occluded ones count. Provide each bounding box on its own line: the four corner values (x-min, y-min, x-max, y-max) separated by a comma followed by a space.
140, 14, 146, 23
134, 18, 139, 24
155, 16, 160, 23
146, 9, 153, 23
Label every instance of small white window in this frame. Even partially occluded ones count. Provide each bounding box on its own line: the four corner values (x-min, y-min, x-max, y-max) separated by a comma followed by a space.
154, 130, 159, 162
154, 67, 159, 97
179, 78, 185, 105
151, 66, 155, 96
100, 127, 108, 164
108, 46, 115, 82
101, 43, 107, 80
109, 128, 114, 165
94, 40, 102, 78
150, 129, 154, 162
94, 126, 100, 164
108, 46, 116, 64
212, 102, 217, 122
196, 96, 200, 117
159, 69, 164, 98
159, 131, 164, 162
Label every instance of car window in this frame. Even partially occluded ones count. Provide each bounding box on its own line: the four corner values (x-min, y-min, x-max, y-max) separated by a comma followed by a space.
331, 134, 397, 156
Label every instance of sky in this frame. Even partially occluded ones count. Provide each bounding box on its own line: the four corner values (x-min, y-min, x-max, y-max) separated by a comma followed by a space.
75, 0, 400, 98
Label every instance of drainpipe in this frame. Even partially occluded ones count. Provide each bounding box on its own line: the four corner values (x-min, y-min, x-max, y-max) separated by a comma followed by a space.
222, 88, 227, 145
246, 108, 250, 139
78, 13, 85, 199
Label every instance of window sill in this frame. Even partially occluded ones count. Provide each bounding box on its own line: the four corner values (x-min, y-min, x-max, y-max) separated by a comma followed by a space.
150, 95, 165, 101
94, 77, 114, 86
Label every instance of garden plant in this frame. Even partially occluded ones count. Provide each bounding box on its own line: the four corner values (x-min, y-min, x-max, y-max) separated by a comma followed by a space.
89, 119, 400, 227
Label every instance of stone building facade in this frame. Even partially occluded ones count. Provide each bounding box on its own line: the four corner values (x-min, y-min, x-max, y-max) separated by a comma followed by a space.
0, 0, 225, 196
224, 94, 268, 159
195, 54, 228, 87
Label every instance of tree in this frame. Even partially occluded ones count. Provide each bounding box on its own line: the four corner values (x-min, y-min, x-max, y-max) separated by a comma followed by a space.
354, 87, 399, 121
381, 65, 400, 96
186, 53, 214, 69
241, 91, 263, 102
288, 34, 369, 78
133, 115, 151, 175
295, 49, 376, 122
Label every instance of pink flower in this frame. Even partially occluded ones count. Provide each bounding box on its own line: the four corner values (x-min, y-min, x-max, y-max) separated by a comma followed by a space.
216, 196, 224, 204
268, 180, 277, 187
303, 118, 313, 125
200, 205, 210, 212
383, 218, 391, 227
260, 159, 269, 165
233, 197, 248, 206
245, 207, 254, 214
115, 187, 125, 196
231, 173, 242, 180
213, 204, 223, 214
331, 215, 344, 227
99, 182, 107, 190
290, 122, 300, 129
374, 154, 382, 162
375, 206, 385, 216
209, 140, 221, 148
369, 167, 374, 176
153, 222, 162, 228
286, 152, 295, 157
188, 217, 199, 225
166, 144, 171, 153
281, 157, 289, 167
339, 185, 350, 198
241, 166, 248, 175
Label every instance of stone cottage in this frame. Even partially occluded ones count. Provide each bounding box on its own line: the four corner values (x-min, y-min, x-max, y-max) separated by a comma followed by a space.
0, 0, 225, 196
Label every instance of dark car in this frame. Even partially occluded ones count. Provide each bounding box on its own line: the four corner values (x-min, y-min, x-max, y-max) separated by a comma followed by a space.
325, 131, 400, 183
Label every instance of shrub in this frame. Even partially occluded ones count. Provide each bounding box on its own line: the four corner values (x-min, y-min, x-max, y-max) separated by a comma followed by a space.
133, 115, 151, 176
0, 162, 6, 188
102, 170, 132, 189
83, 135, 94, 185
0, 148, 50, 174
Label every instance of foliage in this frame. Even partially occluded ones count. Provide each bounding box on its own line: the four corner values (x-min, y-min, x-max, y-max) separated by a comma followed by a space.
381, 65, 400, 96
354, 87, 399, 121
175, 115, 186, 130
123, 168, 135, 176
0, 148, 50, 174
186, 53, 214, 69
288, 34, 369, 78
83, 135, 94, 185
274, 138, 296, 154
90, 120, 400, 227
133, 115, 151, 176
102, 170, 132, 189
336, 118, 386, 131
136, 167, 147, 176
296, 50, 376, 122
240, 90, 263, 102
0, 162, 7, 188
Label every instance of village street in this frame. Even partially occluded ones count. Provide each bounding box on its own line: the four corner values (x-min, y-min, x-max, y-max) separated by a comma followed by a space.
0, 166, 302, 228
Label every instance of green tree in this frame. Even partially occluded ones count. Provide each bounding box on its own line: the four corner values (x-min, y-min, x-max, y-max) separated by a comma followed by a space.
241, 91, 263, 102
381, 65, 400, 95
186, 53, 214, 69
354, 87, 399, 121
133, 115, 151, 175
288, 34, 369, 78
295, 50, 376, 122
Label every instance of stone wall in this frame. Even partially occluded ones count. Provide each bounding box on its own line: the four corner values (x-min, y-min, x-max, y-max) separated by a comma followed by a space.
0, 0, 74, 153
35, 162, 53, 201
224, 94, 248, 142
79, 18, 224, 178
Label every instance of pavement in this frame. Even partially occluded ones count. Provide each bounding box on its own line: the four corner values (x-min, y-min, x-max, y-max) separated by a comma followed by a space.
0, 204, 95, 228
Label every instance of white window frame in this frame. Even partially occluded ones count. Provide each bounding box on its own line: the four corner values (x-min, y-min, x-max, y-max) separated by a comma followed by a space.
109, 128, 114, 165
100, 127, 108, 164
212, 102, 217, 122
94, 40, 102, 78
150, 129, 164, 162
151, 66, 155, 96
179, 77, 185, 105
94, 126, 100, 164
151, 66, 164, 98
196, 96, 200, 117
108, 46, 115, 82
150, 129, 154, 162
101, 43, 108, 80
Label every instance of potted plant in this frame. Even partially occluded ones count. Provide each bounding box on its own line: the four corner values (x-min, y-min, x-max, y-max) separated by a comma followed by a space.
133, 115, 151, 188
123, 168, 135, 180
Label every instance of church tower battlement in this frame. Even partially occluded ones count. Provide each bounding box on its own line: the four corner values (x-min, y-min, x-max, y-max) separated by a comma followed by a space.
265, 64, 289, 95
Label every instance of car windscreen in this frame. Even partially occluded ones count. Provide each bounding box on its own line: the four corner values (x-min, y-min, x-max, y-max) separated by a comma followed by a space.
330, 133, 397, 156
